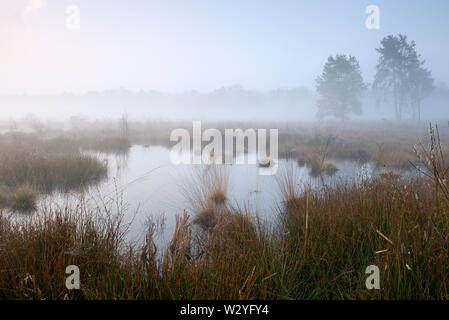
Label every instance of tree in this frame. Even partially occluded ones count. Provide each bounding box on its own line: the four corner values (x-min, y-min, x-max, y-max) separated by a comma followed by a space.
316, 55, 366, 120
373, 35, 407, 120
373, 34, 434, 120
408, 61, 434, 121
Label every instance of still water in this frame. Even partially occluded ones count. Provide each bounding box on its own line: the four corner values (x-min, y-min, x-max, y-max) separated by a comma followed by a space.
37, 145, 373, 249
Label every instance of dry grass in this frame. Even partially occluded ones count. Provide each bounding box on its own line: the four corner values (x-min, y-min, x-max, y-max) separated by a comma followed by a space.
377, 170, 402, 181
0, 120, 447, 299
194, 207, 218, 231
0, 135, 108, 211
5, 118, 443, 170
322, 161, 339, 175
0, 161, 447, 299
210, 191, 227, 205
182, 165, 229, 230
0, 185, 12, 209
0, 136, 108, 193
82, 137, 131, 154
297, 151, 339, 177
278, 176, 449, 299
308, 157, 339, 177
10, 186, 37, 212
0, 166, 447, 299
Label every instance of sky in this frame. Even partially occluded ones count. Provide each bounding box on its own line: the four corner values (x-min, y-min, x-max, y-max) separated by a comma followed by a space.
1, 0, 449, 95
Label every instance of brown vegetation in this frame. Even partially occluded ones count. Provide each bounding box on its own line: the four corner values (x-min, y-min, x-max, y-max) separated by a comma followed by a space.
0, 120, 447, 299
0, 135, 108, 211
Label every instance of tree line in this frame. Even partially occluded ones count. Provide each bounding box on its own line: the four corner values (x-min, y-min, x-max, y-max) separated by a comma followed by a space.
316, 34, 434, 120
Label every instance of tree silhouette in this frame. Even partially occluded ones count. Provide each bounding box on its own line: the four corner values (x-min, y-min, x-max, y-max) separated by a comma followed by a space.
373, 34, 434, 120
408, 59, 434, 121
316, 55, 366, 120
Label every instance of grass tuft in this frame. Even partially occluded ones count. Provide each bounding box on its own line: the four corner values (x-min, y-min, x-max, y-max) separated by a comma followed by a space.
10, 186, 37, 212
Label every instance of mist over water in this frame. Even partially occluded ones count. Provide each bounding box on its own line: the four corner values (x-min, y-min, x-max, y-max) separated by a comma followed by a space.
1, 84, 449, 122
1, 1, 448, 123
36, 145, 375, 248
2, 1, 449, 301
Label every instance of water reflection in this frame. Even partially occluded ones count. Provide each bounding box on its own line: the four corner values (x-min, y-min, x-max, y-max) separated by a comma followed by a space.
36, 145, 376, 249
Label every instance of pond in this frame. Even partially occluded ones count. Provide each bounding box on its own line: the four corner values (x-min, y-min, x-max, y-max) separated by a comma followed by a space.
36, 145, 375, 249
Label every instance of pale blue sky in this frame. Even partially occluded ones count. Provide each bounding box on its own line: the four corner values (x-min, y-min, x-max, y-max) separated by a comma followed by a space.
1, 0, 448, 94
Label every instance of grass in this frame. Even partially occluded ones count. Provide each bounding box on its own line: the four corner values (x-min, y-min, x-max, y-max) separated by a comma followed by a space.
182, 165, 229, 231
195, 207, 219, 230
0, 120, 447, 299
82, 137, 131, 154
295, 151, 339, 177
0, 166, 447, 299
0, 136, 108, 192
322, 161, 339, 175
277, 177, 448, 299
0, 153, 107, 192
5, 118, 444, 170
377, 170, 402, 180
210, 190, 227, 205
0, 135, 108, 212
0, 185, 12, 209
10, 186, 37, 212
308, 157, 339, 177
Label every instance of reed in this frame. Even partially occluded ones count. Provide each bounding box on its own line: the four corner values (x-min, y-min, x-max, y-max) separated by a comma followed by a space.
0, 121, 447, 300
182, 165, 229, 231
0, 136, 108, 211
0, 168, 447, 299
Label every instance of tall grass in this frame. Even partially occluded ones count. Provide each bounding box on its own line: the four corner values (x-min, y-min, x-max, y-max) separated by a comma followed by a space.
0, 136, 108, 212
277, 176, 449, 299
182, 165, 229, 230
4, 118, 443, 169
82, 137, 131, 154
0, 166, 448, 299
0, 137, 107, 192
0, 122, 448, 299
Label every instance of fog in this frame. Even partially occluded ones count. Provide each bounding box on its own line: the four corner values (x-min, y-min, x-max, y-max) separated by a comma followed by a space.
1, 83, 449, 122
2, 2, 449, 301
1, 1, 449, 122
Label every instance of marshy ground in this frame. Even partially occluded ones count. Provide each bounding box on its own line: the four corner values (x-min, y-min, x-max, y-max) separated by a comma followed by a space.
0, 119, 448, 299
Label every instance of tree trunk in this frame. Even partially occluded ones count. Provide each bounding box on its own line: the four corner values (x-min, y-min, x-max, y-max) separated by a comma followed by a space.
393, 79, 401, 121
418, 100, 421, 121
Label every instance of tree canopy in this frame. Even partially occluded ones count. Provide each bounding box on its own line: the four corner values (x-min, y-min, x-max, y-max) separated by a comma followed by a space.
316, 55, 366, 120
373, 34, 434, 120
